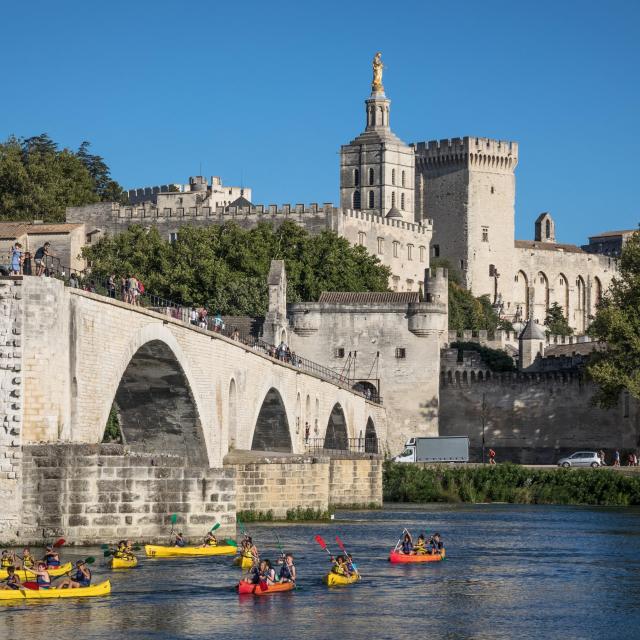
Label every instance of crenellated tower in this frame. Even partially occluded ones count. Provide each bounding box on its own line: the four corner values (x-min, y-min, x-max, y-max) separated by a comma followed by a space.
412, 137, 518, 300
340, 53, 415, 222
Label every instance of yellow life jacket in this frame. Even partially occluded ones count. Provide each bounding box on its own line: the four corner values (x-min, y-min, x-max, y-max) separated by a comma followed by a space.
23, 556, 34, 568
1, 558, 11, 568
332, 564, 345, 575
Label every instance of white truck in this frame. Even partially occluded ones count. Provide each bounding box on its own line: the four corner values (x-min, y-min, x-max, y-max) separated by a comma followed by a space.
393, 436, 470, 463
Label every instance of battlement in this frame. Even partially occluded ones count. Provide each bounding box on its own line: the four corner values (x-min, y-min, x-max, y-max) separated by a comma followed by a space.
413, 136, 518, 172
86, 202, 433, 234
446, 329, 594, 351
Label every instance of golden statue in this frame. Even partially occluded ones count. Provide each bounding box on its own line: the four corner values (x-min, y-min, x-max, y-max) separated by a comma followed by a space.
371, 52, 384, 93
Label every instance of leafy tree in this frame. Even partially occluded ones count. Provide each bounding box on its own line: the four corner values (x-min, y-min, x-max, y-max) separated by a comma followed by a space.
0, 133, 125, 222
83, 221, 391, 315
451, 341, 516, 372
430, 257, 505, 332
587, 229, 640, 408
544, 302, 573, 336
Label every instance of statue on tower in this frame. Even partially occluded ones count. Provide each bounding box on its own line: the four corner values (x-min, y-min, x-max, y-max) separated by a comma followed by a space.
371, 52, 384, 93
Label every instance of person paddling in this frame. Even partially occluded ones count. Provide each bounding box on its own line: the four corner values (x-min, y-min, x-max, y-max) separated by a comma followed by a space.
42, 545, 61, 568
56, 560, 91, 589
0, 550, 13, 568
173, 532, 186, 548
278, 553, 296, 583
331, 555, 351, 577
429, 533, 444, 555
21, 547, 35, 569
261, 559, 277, 586
28, 562, 52, 589
399, 531, 414, 555
0, 566, 23, 590
200, 531, 218, 547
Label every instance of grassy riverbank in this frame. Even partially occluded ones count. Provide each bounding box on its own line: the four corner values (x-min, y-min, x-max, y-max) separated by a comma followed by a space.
383, 462, 640, 506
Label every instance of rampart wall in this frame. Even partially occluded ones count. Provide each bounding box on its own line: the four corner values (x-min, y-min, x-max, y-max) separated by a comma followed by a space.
439, 373, 639, 464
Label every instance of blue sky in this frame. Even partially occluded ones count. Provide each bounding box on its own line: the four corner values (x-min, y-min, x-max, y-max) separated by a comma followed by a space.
1, 0, 638, 244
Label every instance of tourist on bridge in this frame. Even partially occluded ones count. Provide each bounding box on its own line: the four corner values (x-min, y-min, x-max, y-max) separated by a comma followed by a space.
22, 251, 32, 275
34, 242, 54, 276
10, 242, 22, 275
613, 450, 621, 467
489, 448, 496, 465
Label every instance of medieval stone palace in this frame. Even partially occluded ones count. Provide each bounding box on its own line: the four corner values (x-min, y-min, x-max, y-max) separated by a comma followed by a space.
66, 53, 625, 332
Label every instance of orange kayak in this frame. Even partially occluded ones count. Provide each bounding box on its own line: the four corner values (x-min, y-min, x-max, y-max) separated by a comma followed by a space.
389, 549, 446, 563
237, 581, 295, 596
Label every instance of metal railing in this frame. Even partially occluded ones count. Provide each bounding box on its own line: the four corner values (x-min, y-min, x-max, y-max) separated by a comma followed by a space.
305, 436, 379, 455
32, 259, 382, 404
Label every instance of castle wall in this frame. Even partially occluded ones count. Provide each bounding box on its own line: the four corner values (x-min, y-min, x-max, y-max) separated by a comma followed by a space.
439, 373, 639, 464
288, 300, 444, 455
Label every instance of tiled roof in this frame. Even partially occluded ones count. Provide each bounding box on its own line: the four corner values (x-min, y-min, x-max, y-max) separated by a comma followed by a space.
514, 240, 584, 254
318, 291, 420, 304
0, 222, 82, 239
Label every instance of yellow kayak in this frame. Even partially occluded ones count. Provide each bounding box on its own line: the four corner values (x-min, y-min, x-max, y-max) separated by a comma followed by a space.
234, 555, 254, 569
0, 580, 111, 601
323, 571, 361, 587
145, 544, 237, 558
0, 563, 73, 581
109, 556, 138, 569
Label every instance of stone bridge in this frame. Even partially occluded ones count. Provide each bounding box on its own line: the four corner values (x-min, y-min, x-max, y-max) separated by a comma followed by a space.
0, 276, 386, 541
5, 276, 386, 465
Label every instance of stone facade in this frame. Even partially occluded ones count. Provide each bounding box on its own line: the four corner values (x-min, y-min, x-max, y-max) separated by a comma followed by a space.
126, 175, 251, 210
262, 262, 448, 455
0, 279, 23, 540
230, 451, 382, 518
19, 444, 235, 545
413, 138, 618, 332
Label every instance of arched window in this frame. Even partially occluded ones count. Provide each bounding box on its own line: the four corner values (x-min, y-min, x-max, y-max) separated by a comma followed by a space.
377, 237, 384, 254
391, 191, 396, 208
545, 219, 551, 239
353, 190, 361, 210
368, 190, 374, 209
354, 168, 360, 186
401, 170, 406, 187
393, 241, 400, 258
368, 168, 374, 186
391, 169, 396, 185
400, 193, 405, 210
407, 244, 414, 260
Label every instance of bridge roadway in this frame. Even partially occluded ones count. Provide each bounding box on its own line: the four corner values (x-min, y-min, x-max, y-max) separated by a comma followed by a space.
9, 275, 386, 468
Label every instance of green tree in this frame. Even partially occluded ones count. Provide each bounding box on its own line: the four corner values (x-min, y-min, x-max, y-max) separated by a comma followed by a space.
430, 257, 507, 332
0, 134, 125, 222
544, 302, 573, 336
83, 221, 391, 315
587, 229, 640, 408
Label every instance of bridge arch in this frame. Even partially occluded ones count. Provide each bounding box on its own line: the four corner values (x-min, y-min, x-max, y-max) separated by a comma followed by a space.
251, 387, 293, 452
101, 325, 210, 465
364, 417, 378, 453
324, 403, 349, 450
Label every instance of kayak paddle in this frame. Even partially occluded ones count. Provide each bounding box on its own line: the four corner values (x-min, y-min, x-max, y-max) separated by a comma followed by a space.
52, 538, 65, 548
210, 522, 221, 533
314, 535, 334, 563
335, 536, 357, 571
225, 539, 238, 547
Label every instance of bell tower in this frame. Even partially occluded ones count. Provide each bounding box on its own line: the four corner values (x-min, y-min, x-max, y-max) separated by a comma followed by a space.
340, 53, 415, 221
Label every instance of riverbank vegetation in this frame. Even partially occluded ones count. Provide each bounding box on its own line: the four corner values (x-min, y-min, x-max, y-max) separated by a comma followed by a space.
383, 462, 640, 506
237, 507, 334, 523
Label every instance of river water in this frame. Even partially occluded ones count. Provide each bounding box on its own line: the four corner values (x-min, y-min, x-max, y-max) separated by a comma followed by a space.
2, 504, 640, 639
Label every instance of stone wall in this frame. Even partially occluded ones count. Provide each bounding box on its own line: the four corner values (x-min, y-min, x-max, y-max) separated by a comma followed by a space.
328, 458, 383, 507
439, 374, 640, 464
0, 279, 23, 540
19, 444, 235, 545
230, 452, 383, 518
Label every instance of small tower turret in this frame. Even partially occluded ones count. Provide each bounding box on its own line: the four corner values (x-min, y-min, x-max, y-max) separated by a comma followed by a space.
519, 285, 545, 369
535, 212, 555, 243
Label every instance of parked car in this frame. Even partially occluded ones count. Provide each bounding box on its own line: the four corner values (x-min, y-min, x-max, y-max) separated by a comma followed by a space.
557, 451, 602, 468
